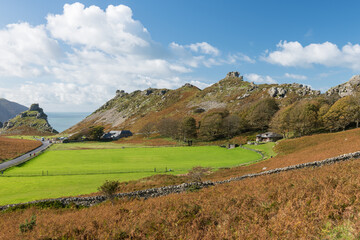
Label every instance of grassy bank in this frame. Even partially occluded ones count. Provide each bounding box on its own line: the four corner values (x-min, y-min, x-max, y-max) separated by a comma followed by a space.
0, 146, 261, 205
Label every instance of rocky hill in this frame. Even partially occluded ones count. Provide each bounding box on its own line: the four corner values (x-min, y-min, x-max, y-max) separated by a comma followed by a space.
0, 103, 58, 135
65, 72, 322, 134
326, 74, 360, 97
0, 98, 27, 124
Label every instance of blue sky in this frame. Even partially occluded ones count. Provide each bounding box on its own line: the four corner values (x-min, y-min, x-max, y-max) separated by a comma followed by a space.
0, 0, 360, 112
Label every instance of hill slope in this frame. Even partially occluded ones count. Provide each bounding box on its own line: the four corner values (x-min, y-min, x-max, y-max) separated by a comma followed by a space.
66, 72, 321, 134
0, 137, 41, 162
2, 129, 360, 239
1, 104, 58, 135
0, 98, 27, 124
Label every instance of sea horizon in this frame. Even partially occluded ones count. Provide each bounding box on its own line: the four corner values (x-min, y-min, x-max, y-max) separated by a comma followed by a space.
47, 112, 91, 133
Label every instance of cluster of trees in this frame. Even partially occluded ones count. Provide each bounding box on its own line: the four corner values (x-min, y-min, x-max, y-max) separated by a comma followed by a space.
69, 126, 105, 141
271, 95, 360, 137
140, 117, 197, 143
140, 94, 360, 142
140, 110, 246, 142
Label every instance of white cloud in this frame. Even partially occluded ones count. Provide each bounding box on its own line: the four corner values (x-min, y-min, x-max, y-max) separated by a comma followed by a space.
187, 42, 220, 56
46, 3, 151, 55
226, 53, 256, 64
190, 80, 210, 89
263, 41, 360, 70
0, 22, 60, 77
284, 73, 307, 80
244, 74, 277, 84
0, 3, 252, 111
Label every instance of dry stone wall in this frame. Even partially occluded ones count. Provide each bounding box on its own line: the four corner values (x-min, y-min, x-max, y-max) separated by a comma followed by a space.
2, 150, 360, 211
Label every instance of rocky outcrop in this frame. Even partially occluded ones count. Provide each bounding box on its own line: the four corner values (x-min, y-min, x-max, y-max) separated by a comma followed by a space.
326, 75, 360, 97
1, 103, 57, 134
268, 83, 320, 98
268, 87, 287, 98
226, 71, 240, 78
29, 103, 41, 111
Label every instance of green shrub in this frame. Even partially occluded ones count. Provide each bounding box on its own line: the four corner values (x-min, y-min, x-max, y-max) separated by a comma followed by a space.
98, 180, 121, 203
19, 215, 36, 233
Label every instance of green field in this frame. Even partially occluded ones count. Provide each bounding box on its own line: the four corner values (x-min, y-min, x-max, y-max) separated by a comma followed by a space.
0, 144, 264, 205
244, 142, 276, 159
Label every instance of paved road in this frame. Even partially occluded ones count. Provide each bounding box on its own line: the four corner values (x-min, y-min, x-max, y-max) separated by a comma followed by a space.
0, 140, 52, 172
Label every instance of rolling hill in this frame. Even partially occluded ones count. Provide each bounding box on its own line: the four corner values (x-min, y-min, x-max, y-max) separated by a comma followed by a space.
65, 72, 322, 134
0, 103, 58, 135
0, 98, 27, 124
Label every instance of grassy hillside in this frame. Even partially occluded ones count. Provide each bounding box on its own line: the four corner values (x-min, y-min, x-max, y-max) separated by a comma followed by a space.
1, 104, 57, 136
0, 146, 261, 205
65, 73, 320, 134
0, 137, 41, 162
2, 128, 360, 239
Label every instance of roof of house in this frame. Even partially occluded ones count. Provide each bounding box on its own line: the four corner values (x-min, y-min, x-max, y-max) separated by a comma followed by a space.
102, 130, 132, 139
256, 132, 283, 138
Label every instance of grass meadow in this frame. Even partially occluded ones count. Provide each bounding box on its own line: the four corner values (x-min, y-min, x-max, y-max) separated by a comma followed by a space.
3, 130, 360, 239
0, 145, 262, 205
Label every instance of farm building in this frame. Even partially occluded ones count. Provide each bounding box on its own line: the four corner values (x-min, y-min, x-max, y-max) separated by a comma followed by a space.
102, 130, 133, 140
256, 132, 283, 142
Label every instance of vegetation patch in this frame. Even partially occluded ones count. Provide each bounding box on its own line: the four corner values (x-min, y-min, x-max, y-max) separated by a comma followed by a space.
0, 146, 261, 205
0, 137, 41, 162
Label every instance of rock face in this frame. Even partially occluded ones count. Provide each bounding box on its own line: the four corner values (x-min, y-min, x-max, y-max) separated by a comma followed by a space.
1, 103, 57, 134
226, 71, 240, 78
268, 87, 287, 98
326, 75, 360, 97
29, 103, 41, 111
268, 83, 320, 98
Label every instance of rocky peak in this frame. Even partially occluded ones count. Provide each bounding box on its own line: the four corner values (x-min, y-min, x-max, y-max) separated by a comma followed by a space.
143, 88, 154, 96
182, 83, 195, 88
326, 75, 360, 97
348, 75, 360, 86
29, 103, 41, 112
116, 90, 127, 97
226, 71, 240, 78
1, 103, 57, 134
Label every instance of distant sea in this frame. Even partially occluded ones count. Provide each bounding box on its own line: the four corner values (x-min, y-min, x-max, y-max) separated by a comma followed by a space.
47, 112, 91, 133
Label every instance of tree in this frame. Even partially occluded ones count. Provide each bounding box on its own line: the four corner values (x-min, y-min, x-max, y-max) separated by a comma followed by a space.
179, 117, 197, 141
270, 105, 292, 138
246, 98, 279, 130
88, 126, 104, 140
323, 96, 354, 131
349, 94, 360, 128
199, 110, 228, 141
222, 114, 240, 139
140, 122, 155, 138
289, 102, 319, 136
157, 118, 180, 139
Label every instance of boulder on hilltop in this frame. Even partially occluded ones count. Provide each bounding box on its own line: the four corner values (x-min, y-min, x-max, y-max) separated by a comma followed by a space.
326, 75, 360, 97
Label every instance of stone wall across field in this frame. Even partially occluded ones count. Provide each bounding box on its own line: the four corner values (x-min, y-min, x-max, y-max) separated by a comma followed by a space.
2, 151, 360, 211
